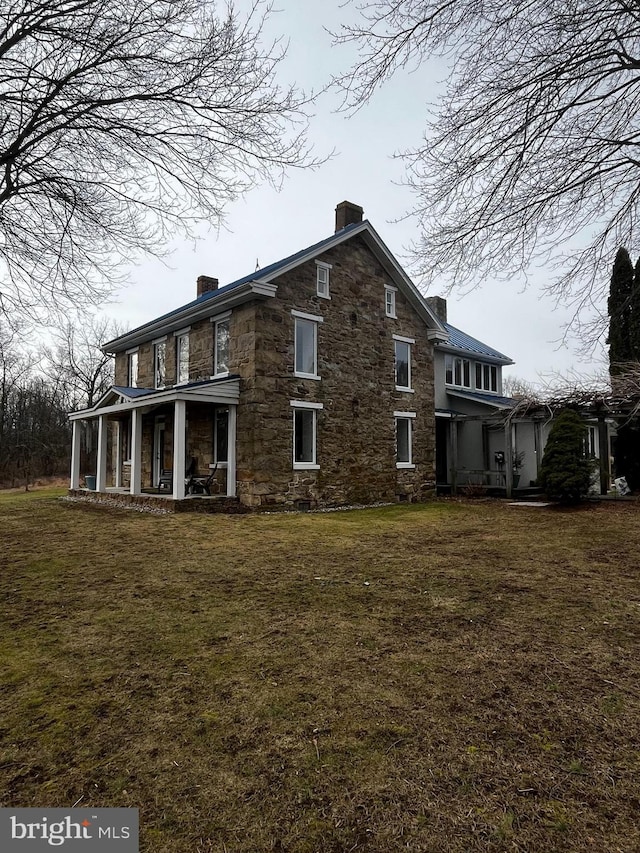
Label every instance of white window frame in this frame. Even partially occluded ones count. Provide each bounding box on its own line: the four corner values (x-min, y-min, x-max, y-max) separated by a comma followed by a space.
393, 334, 414, 392
394, 411, 416, 469
290, 400, 322, 470
214, 408, 229, 467
475, 362, 498, 393
316, 261, 331, 299
174, 328, 190, 385
153, 337, 167, 389
292, 310, 323, 380
445, 354, 471, 389
126, 348, 139, 388
385, 285, 397, 318
211, 315, 230, 377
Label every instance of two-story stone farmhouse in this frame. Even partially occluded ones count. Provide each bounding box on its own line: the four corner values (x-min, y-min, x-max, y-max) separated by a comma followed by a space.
69, 201, 451, 510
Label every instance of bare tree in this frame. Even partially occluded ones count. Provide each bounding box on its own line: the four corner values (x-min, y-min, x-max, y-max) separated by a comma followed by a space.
0, 0, 319, 323
334, 0, 640, 341
42, 315, 125, 408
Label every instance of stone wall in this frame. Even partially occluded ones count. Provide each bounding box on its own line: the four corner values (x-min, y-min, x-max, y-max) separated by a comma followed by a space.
234, 235, 436, 508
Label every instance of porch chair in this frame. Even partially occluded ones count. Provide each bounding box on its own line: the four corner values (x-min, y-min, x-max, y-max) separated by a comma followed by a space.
187, 462, 218, 495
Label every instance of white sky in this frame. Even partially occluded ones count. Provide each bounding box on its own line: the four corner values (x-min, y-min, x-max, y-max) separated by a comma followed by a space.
103, 1, 608, 385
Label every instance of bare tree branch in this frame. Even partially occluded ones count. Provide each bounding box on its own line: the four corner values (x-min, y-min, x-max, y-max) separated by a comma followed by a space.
0, 0, 321, 324
334, 0, 640, 345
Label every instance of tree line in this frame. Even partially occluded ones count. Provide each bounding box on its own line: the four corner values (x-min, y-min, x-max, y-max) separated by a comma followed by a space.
0, 317, 117, 488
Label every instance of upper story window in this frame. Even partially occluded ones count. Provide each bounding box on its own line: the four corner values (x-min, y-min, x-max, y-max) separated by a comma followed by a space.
292, 310, 323, 380
213, 317, 229, 376
385, 285, 397, 318
445, 355, 471, 388
393, 335, 414, 392
175, 329, 190, 384
476, 362, 498, 393
316, 261, 331, 299
127, 349, 138, 388
153, 338, 166, 389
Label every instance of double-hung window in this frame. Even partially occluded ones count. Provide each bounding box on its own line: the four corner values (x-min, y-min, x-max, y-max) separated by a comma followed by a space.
153, 338, 166, 389
127, 349, 139, 388
475, 362, 498, 393
316, 261, 331, 299
290, 400, 322, 469
395, 411, 416, 468
445, 355, 471, 388
174, 329, 190, 384
212, 316, 230, 376
385, 285, 397, 318
292, 310, 322, 379
393, 335, 414, 391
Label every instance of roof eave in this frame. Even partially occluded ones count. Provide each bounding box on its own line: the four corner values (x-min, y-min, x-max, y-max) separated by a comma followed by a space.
436, 341, 514, 366
102, 281, 277, 354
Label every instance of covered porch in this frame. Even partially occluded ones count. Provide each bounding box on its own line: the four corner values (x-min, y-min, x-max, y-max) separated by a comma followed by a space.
69, 378, 240, 500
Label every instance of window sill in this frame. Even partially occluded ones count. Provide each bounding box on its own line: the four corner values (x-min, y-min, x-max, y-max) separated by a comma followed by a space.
293, 463, 320, 470
395, 386, 415, 393
210, 372, 229, 380
396, 463, 416, 469
294, 372, 321, 381
386, 313, 397, 319
316, 292, 331, 300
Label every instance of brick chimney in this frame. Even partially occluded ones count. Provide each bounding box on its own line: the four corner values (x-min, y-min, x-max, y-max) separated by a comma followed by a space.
335, 200, 364, 232
197, 275, 219, 297
425, 296, 447, 323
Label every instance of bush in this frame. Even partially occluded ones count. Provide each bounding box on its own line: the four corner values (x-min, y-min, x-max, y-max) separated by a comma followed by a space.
539, 409, 594, 503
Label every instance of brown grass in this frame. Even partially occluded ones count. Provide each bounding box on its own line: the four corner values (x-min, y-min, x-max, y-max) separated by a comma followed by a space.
1, 493, 640, 851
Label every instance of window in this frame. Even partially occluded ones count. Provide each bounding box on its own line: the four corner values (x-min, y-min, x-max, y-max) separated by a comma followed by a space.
292, 310, 323, 379
585, 425, 598, 458
214, 408, 229, 463
154, 339, 166, 388
393, 335, 414, 391
127, 350, 138, 388
214, 318, 229, 376
316, 261, 331, 299
175, 332, 189, 384
290, 400, 322, 469
395, 411, 416, 468
475, 362, 498, 393
385, 286, 397, 318
445, 355, 471, 388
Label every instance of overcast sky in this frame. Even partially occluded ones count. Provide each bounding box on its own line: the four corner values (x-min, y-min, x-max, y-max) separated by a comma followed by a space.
105, 1, 608, 385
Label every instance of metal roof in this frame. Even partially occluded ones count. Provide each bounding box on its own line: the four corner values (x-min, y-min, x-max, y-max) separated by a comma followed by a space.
447, 388, 517, 409
442, 322, 513, 364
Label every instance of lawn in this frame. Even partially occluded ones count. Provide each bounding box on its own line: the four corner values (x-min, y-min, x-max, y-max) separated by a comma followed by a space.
1, 492, 640, 852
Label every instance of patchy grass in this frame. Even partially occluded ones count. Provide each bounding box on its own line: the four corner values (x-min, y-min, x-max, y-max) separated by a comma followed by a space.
1, 493, 640, 852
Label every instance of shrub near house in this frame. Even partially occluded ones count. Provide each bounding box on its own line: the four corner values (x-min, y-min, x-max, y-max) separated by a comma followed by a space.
539, 409, 594, 503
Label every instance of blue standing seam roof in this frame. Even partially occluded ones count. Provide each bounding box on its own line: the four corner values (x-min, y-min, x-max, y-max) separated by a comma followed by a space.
118, 222, 366, 338
112, 376, 240, 399
448, 388, 516, 408
443, 322, 512, 361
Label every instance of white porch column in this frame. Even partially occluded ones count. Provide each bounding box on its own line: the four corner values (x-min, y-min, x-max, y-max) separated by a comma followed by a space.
173, 399, 186, 500
70, 420, 82, 489
130, 409, 142, 494
96, 415, 108, 492
227, 404, 237, 497
505, 420, 513, 498
114, 422, 122, 489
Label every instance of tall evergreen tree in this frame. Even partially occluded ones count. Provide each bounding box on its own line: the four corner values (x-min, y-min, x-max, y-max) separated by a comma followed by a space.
608, 247, 634, 374
631, 256, 640, 360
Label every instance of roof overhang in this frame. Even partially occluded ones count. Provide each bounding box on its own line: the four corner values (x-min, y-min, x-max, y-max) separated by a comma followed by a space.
435, 341, 514, 366
69, 378, 240, 421
447, 388, 516, 410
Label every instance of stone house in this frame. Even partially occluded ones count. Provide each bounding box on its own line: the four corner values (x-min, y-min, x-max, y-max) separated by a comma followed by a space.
69, 201, 449, 510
